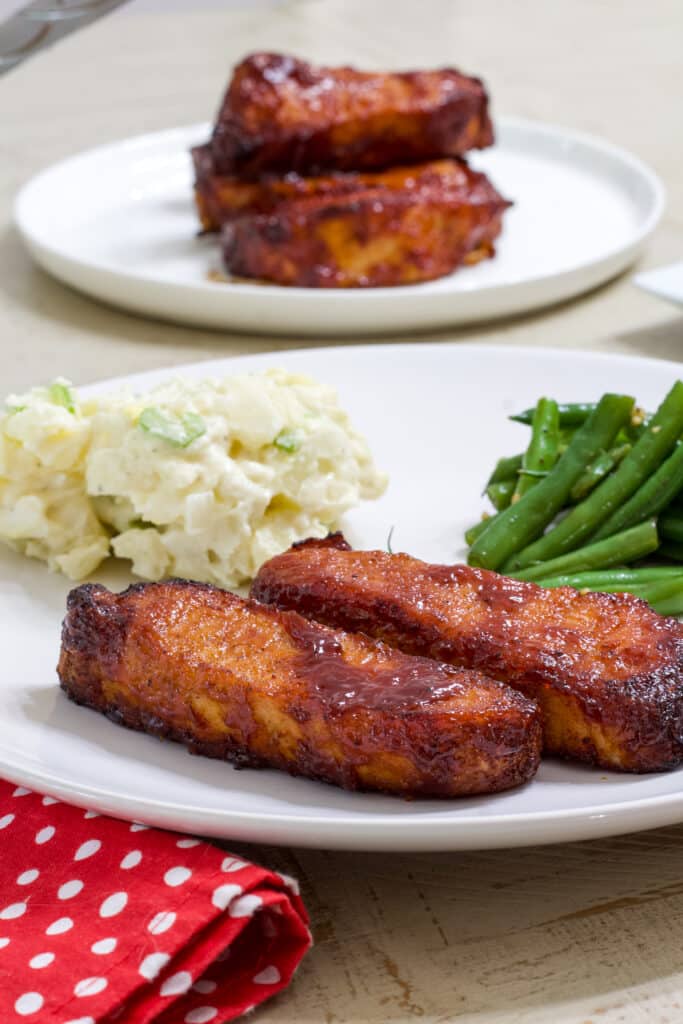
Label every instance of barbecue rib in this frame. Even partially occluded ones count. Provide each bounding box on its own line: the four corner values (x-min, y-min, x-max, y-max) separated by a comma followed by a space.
251, 536, 683, 772
192, 144, 507, 233
220, 167, 509, 287
209, 52, 494, 177
58, 581, 542, 797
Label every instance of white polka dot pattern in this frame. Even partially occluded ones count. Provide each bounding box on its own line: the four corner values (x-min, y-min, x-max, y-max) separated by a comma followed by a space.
16, 870, 39, 886
74, 839, 101, 862
221, 857, 247, 873
74, 977, 108, 998
193, 980, 217, 994
0, 903, 26, 921
253, 965, 281, 985
45, 917, 73, 936
58, 879, 84, 900
148, 910, 176, 935
211, 883, 242, 911
120, 850, 142, 870
0, 779, 309, 1021
14, 992, 43, 1016
164, 866, 192, 888
160, 970, 193, 996
29, 953, 54, 969
99, 892, 128, 918
229, 894, 262, 918
185, 1008, 218, 1023
139, 952, 170, 980
91, 938, 117, 955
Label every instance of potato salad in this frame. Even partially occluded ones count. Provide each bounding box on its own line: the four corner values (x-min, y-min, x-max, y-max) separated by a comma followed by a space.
0, 371, 387, 585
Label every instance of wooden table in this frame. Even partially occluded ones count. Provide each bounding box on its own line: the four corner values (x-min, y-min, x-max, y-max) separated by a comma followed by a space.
1, 2, 683, 1020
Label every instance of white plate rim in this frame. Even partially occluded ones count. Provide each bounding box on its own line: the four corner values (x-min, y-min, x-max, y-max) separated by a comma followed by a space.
1, 341, 683, 850
13, 118, 666, 335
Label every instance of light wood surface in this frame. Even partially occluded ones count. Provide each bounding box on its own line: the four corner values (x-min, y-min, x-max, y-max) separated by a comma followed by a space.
1, 2, 683, 1021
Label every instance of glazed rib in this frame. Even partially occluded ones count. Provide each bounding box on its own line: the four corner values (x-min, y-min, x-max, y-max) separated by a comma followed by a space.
251, 536, 683, 772
58, 581, 541, 798
220, 166, 509, 287
209, 52, 494, 177
192, 144, 507, 233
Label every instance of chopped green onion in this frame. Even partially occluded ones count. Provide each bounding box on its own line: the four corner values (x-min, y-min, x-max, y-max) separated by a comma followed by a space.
273, 430, 301, 453
48, 382, 76, 413
138, 407, 206, 448
6, 404, 26, 415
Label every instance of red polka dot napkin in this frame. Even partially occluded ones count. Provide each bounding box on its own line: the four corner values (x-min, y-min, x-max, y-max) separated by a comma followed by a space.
0, 780, 311, 1023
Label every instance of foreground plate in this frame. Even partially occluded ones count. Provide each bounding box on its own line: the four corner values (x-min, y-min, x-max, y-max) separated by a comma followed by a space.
15, 120, 663, 336
1, 344, 682, 850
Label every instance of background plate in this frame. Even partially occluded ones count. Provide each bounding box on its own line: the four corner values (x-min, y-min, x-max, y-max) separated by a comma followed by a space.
0, 343, 681, 850
14, 119, 663, 337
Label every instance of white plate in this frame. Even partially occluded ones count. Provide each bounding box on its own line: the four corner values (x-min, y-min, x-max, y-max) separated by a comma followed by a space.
635, 260, 683, 307
2, 343, 682, 851
14, 120, 663, 337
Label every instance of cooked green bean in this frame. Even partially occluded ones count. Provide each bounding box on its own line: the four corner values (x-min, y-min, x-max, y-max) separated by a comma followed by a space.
628, 577, 683, 616
510, 402, 597, 427
591, 441, 683, 539
535, 566, 683, 589
486, 480, 515, 511
534, 572, 683, 615
660, 541, 683, 562
486, 453, 523, 487
659, 512, 683, 545
513, 398, 560, 502
569, 443, 631, 503
510, 520, 659, 582
467, 394, 635, 571
505, 381, 683, 572
465, 515, 496, 546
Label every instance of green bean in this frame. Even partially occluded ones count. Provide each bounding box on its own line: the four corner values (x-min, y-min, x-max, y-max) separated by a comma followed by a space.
534, 572, 683, 615
467, 394, 635, 571
511, 403, 649, 434
535, 566, 683, 589
510, 402, 597, 427
486, 480, 515, 511
659, 512, 683, 545
510, 520, 659, 582
512, 398, 560, 502
660, 541, 683, 562
465, 515, 496, 546
569, 443, 631, 503
505, 381, 683, 572
628, 577, 683, 616
591, 441, 683, 539
486, 453, 523, 488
